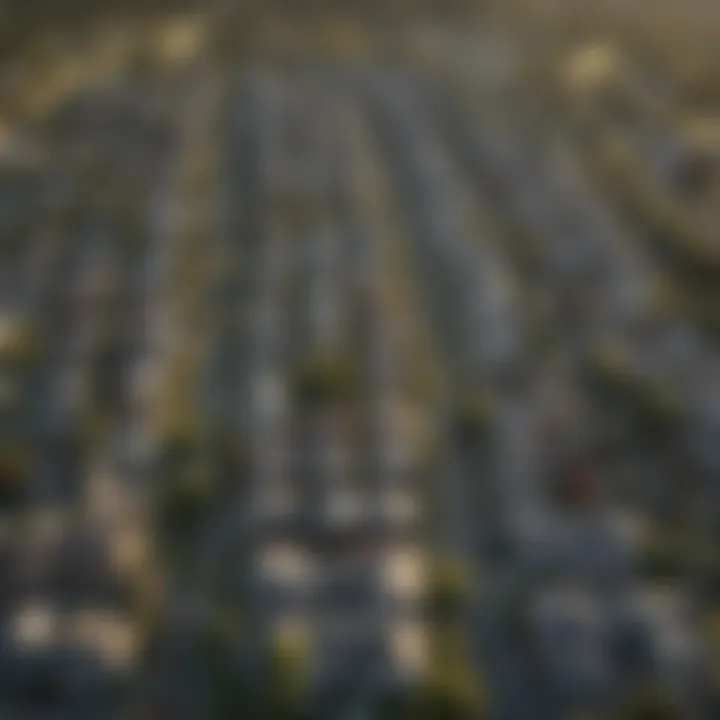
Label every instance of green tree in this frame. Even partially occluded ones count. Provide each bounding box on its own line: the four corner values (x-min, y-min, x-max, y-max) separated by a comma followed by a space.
622, 686, 682, 720
293, 351, 359, 408
0, 443, 30, 508
257, 621, 311, 720
415, 661, 487, 720
423, 556, 472, 622
452, 391, 495, 447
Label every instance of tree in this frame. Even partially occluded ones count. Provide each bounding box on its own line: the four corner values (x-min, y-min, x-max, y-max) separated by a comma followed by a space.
415, 660, 487, 720
703, 607, 720, 702
257, 621, 311, 720
637, 523, 686, 580
586, 344, 681, 437
208, 428, 248, 497
452, 391, 495, 448
377, 683, 414, 720
0, 315, 39, 368
0, 443, 30, 508
423, 556, 472, 622
622, 686, 682, 720
199, 605, 250, 719
293, 351, 359, 408
159, 449, 215, 542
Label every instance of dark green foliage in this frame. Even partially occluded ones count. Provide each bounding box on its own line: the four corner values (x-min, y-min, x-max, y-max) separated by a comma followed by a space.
415, 662, 487, 720
0, 443, 31, 508
586, 345, 682, 437
293, 351, 360, 408
623, 686, 682, 720
452, 392, 495, 447
158, 441, 216, 540
637, 525, 687, 580
423, 556, 472, 622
